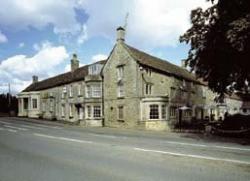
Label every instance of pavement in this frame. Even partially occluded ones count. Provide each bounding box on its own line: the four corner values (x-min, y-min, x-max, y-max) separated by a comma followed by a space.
0, 117, 250, 181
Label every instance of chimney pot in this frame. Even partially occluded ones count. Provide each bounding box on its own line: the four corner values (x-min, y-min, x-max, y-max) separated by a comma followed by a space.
32, 75, 38, 83
71, 53, 79, 72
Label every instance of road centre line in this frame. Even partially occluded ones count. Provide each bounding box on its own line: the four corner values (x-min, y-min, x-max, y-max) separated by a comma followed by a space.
19, 124, 45, 130
3, 125, 28, 131
6, 129, 17, 133
163, 141, 250, 152
134, 147, 250, 165
33, 133, 93, 144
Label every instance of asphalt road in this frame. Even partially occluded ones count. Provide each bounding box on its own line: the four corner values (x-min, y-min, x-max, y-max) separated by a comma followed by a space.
0, 117, 250, 181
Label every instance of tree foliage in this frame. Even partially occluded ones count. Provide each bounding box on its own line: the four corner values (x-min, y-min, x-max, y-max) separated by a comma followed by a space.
180, 0, 250, 98
0, 94, 18, 114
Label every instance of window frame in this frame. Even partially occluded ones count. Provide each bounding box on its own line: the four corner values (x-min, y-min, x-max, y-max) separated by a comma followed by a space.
118, 106, 124, 120
117, 66, 124, 80
117, 84, 124, 98
93, 105, 101, 118
149, 104, 159, 120
32, 98, 38, 109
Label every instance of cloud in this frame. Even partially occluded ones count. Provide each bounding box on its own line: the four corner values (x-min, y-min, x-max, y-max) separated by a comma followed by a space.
0, 42, 69, 93
0, 30, 8, 43
0, 0, 81, 34
78, 0, 210, 48
91, 54, 108, 62
18, 42, 25, 48
77, 24, 88, 44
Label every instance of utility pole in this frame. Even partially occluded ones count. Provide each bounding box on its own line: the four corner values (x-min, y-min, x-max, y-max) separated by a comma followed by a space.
8, 83, 11, 116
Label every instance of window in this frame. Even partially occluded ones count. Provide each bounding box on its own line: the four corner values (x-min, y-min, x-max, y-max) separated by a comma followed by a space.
118, 106, 124, 120
182, 80, 186, 87
62, 86, 67, 98
149, 104, 159, 119
78, 83, 82, 96
69, 85, 73, 97
50, 100, 53, 112
202, 87, 206, 98
69, 104, 73, 118
118, 84, 124, 97
86, 85, 91, 98
87, 106, 91, 118
162, 105, 166, 119
170, 106, 176, 117
93, 106, 101, 118
145, 83, 152, 95
145, 68, 152, 76
32, 99, 37, 109
117, 66, 124, 80
42, 102, 46, 112
61, 104, 65, 117
88, 64, 102, 75
92, 84, 101, 97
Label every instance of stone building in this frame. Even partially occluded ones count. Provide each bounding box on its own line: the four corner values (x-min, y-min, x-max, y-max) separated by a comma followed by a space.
18, 54, 105, 127
17, 27, 247, 131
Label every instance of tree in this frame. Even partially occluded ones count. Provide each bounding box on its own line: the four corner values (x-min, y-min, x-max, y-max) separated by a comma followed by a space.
180, 0, 250, 99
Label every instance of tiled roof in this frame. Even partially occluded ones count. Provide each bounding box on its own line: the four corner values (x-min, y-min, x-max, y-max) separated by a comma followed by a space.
22, 60, 106, 92
124, 44, 202, 84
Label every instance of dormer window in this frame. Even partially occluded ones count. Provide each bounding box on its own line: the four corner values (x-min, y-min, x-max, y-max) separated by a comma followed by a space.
117, 65, 124, 80
88, 63, 102, 75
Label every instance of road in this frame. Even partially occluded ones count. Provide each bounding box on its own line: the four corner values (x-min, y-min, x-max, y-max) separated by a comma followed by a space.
0, 117, 250, 181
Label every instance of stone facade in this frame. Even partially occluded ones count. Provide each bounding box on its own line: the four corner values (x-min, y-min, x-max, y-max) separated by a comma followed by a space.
17, 27, 248, 130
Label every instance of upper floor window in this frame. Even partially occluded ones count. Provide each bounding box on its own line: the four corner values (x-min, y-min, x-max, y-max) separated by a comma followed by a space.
32, 99, 37, 109
86, 85, 91, 98
202, 87, 206, 98
182, 80, 186, 87
149, 104, 159, 119
118, 84, 124, 97
145, 83, 152, 95
78, 83, 82, 96
62, 86, 67, 98
88, 64, 102, 75
69, 85, 73, 97
86, 84, 101, 98
117, 66, 124, 80
92, 84, 102, 98
145, 68, 152, 76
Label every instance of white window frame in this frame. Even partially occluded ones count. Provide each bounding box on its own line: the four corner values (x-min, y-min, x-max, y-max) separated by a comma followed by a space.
86, 85, 91, 98
117, 66, 124, 80
62, 86, 67, 99
32, 98, 37, 109
69, 85, 73, 97
87, 105, 91, 118
170, 106, 177, 117
92, 84, 101, 98
61, 104, 65, 117
117, 84, 124, 97
78, 83, 82, 96
149, 104, 159, 119
145, 68, 152, 76
49, 100, 53, 112
145, 83, 152, 95
69, 104, 73, 118
93, 105, 101, 118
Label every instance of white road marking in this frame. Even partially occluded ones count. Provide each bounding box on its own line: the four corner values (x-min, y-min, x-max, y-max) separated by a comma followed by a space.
134, 147, 250, 165
33, 133, 93, 144
0, 121, 13, 125
30, 124, 62, 129
163, 141, 250, 152
3, 125, 28, 131
6, 129, 17, 133
20, 124, 45, 130
90, 133, 119, 139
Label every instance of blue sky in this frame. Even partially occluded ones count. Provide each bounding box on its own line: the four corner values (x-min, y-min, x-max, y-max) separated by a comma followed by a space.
0, 0, 210, 94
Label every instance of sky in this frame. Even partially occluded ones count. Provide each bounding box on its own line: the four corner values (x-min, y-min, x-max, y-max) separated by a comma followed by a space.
0, 0, 211, 94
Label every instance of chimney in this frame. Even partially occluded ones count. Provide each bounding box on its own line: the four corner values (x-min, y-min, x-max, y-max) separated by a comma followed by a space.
32, 75, 38, 83
116, 26, 125, 43
181, 59, 187, 68
71, 53, 79, 72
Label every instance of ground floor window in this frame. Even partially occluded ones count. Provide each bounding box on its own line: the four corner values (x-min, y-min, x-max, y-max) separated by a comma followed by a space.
93, 106, 101, 118
32, 98, 37, 109
149, 104, 159, 119
69, 104, 73, 118
61, 104, 65, 117
170, 106, 176, 117
87, 105, 91, 118
161, 105, 166, 119
118, 106, 124, 120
